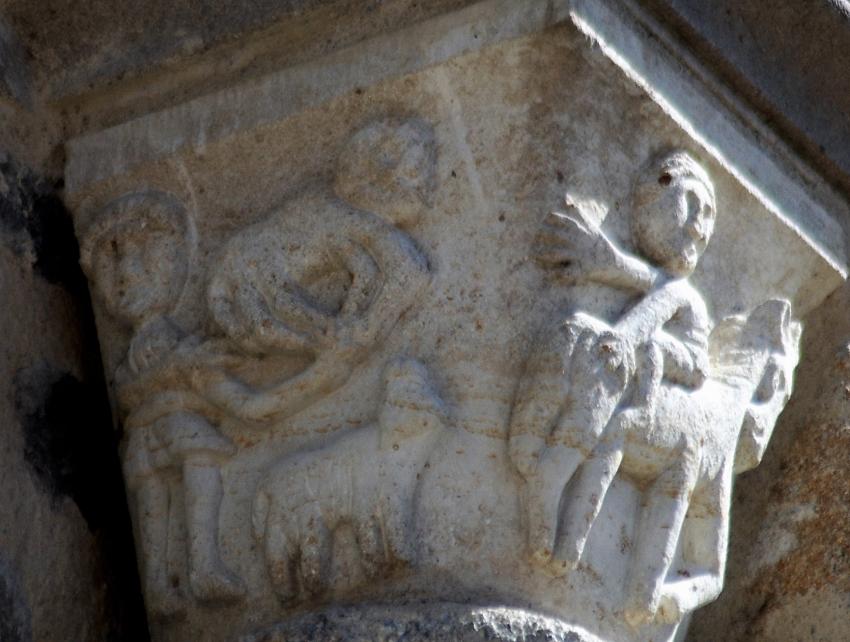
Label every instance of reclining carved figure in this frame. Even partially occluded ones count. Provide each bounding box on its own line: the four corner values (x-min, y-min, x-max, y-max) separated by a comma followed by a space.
193, 117, 436, 424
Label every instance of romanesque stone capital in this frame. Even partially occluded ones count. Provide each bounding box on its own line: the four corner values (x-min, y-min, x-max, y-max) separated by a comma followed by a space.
65, 1, 849, 640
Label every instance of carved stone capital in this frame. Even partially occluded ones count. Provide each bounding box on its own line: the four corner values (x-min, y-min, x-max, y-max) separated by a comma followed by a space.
65, 1, 848, 640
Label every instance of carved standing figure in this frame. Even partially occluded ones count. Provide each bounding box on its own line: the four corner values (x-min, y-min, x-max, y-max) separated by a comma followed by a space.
191, 117, 437, 424
80, 192, 244, 618
510, 151, 716, 570
252, 358, 446, 604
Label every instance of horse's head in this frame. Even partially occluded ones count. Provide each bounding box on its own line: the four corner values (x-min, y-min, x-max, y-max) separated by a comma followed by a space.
722, 299, 801, 472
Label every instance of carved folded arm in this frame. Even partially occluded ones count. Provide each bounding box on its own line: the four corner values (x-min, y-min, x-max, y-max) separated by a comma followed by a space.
338, 212, 431, 348
614, 281, 709, 388
653, 326, 709, 389
208, 272, 332, 356
189, 347, 354, 423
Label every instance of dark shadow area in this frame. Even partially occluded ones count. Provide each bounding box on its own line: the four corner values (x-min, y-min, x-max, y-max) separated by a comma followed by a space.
3, 154, 150, 642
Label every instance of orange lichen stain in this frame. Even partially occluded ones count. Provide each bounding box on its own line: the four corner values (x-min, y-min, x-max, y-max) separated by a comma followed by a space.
749, 416, 850, 609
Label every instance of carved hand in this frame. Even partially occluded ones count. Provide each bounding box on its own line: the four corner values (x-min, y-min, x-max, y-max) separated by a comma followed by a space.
128, 317, 182, 374
535, 202, 619, 284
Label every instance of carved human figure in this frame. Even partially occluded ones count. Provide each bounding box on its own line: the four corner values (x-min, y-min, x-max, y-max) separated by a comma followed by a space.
191, 117, 436, 423
510, 151, 716, 569
252, 358, 446, 604
81, 192, 244, 617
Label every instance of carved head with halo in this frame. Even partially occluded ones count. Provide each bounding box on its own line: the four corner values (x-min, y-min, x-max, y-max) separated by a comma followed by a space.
80, 191, 189, 328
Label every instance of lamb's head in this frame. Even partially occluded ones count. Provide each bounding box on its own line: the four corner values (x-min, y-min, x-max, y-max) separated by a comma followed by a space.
378, 358, 446, 448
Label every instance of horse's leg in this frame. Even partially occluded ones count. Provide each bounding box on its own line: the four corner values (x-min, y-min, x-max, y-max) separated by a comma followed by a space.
557, 341, 661, 568
624, 447, 700, 627
530, 327, 631, 569
555, 429, 625, 569
655, 464, 733, 623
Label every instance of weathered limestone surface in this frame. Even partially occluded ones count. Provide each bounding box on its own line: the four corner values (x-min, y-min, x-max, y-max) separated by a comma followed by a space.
241, 604, 606, 641
61, 2, 849, 641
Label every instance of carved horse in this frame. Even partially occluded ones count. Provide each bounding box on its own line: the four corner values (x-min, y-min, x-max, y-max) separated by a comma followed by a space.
555, 299, 800, 625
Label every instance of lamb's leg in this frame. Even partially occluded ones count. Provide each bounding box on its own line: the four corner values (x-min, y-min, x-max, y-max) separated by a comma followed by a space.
262, 496, 297, 604
296, 502, 332, 598
380, 484, 420, 566
624, 448, 700, 627
556, 430, 625, 569
528, 329, 631, 569
558, 342, 663, 568
655, 465, 732, 622
525, 444, 587, 569
356, 514, 386, 578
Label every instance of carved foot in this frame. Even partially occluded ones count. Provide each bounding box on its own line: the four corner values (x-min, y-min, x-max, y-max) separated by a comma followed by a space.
623, 586, 661, 628
523, 475, 564, 571
190, 563, 246, 603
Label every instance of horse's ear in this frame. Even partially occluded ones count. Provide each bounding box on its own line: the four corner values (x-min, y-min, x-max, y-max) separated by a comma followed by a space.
746, 299, 795, 352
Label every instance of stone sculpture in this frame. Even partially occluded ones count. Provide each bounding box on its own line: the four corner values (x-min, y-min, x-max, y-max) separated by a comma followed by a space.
81, 191, 245, 615
66, 7, 846, 638
511, 151, 716, 570
78, 117, 438, 620
253, 358, 446, 604
192, 117, 435, 423
510, 150, 801, 627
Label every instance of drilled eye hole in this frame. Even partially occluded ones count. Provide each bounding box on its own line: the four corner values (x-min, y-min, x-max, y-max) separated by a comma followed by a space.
658, 173, 672, 186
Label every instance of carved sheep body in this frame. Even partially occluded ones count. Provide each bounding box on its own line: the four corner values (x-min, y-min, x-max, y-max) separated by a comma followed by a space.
252, 358, 445, 604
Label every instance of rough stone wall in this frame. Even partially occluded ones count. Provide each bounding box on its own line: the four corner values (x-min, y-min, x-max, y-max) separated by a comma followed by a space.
0, 106, 148, 641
